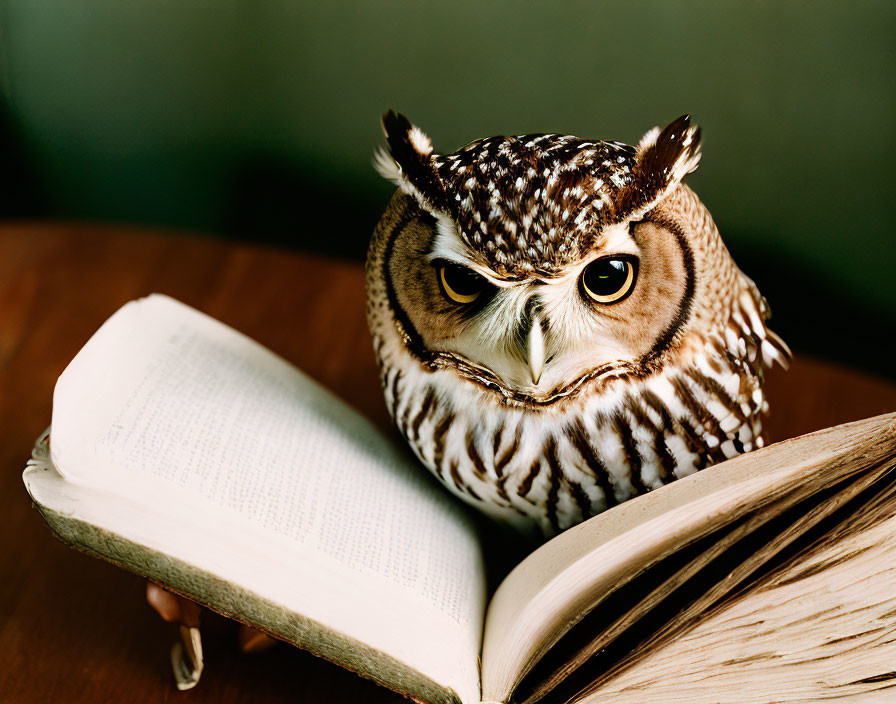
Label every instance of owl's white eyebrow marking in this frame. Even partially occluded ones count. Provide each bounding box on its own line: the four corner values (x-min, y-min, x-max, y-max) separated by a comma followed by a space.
428, 214, 512, 284
577, 221, 640, 264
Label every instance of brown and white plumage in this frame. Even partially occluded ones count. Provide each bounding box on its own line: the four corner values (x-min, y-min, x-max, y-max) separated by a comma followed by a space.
367, 111, 790, 538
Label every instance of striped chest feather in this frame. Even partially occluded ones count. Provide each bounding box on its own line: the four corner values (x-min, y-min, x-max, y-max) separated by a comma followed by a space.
377, 332, 769, 538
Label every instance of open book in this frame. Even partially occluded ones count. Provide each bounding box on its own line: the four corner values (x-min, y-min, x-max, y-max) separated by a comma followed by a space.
23, 295, 896, 704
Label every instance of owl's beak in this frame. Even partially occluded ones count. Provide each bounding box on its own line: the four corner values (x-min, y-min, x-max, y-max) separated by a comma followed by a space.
527, 313, 545, 386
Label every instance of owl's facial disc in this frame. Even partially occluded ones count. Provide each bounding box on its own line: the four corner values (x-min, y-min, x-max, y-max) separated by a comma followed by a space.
375, 113, 707, 404
387, 208, 694, 404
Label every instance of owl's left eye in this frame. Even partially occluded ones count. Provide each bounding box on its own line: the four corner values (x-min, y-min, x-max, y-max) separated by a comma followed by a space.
580, 256, 638, 304
437, 263, 490, 305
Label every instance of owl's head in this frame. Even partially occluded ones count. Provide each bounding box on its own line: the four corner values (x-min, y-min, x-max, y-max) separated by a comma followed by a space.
368, 111, 785, 407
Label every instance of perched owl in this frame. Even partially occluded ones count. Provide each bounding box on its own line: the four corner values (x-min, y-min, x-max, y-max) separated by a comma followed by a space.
366, 111, 790, 538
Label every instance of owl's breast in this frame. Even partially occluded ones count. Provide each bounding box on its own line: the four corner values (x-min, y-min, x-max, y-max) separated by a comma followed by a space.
379, 339, 768, 537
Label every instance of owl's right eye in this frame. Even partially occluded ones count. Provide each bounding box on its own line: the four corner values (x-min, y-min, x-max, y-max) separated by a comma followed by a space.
437, 263, 489, 305
580, 256, 638, 304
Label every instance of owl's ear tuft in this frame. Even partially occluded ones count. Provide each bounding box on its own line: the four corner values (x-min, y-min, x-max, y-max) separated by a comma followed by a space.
374, 110, 446, 212
638, 114, 702, 182
636, 125, 662, 153
381, 110, 433, 162
619, 115, 702, 218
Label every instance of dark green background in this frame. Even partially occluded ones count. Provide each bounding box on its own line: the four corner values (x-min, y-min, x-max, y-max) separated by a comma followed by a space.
2, 1, 894, 374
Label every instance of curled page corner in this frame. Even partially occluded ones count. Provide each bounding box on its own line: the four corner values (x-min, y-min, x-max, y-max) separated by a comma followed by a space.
171, 625, 204, 691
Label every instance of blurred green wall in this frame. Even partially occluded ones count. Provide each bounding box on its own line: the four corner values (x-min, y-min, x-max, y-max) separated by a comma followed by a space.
1, 1, 894, 370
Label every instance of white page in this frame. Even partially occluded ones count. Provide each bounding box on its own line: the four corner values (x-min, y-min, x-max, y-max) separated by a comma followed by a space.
49, 294, 486, 703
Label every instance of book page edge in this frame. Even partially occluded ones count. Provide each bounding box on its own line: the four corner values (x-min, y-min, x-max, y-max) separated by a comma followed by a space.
27, 497, 462, 704
22, 432, 463, 704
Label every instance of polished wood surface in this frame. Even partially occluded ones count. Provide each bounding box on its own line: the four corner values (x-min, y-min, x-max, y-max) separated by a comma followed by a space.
2, 223, 895, 704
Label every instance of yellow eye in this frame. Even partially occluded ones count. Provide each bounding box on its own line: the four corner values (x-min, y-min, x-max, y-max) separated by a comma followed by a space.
438, 264, 486, 304
581, 257, 637, 304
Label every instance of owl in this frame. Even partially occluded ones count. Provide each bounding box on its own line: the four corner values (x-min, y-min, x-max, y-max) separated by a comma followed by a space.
366, 111, 790, 538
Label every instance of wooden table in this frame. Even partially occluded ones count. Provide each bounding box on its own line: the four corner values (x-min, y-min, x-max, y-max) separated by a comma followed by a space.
2, 223, 895, 704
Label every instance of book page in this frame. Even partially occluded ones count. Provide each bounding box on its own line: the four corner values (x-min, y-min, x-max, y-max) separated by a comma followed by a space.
574, 469, 896, 703
49, 295, 486, 704
479, 413, 896, 704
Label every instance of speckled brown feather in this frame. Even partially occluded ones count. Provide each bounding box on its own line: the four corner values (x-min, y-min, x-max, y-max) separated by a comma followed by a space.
379, 111, 701, 279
